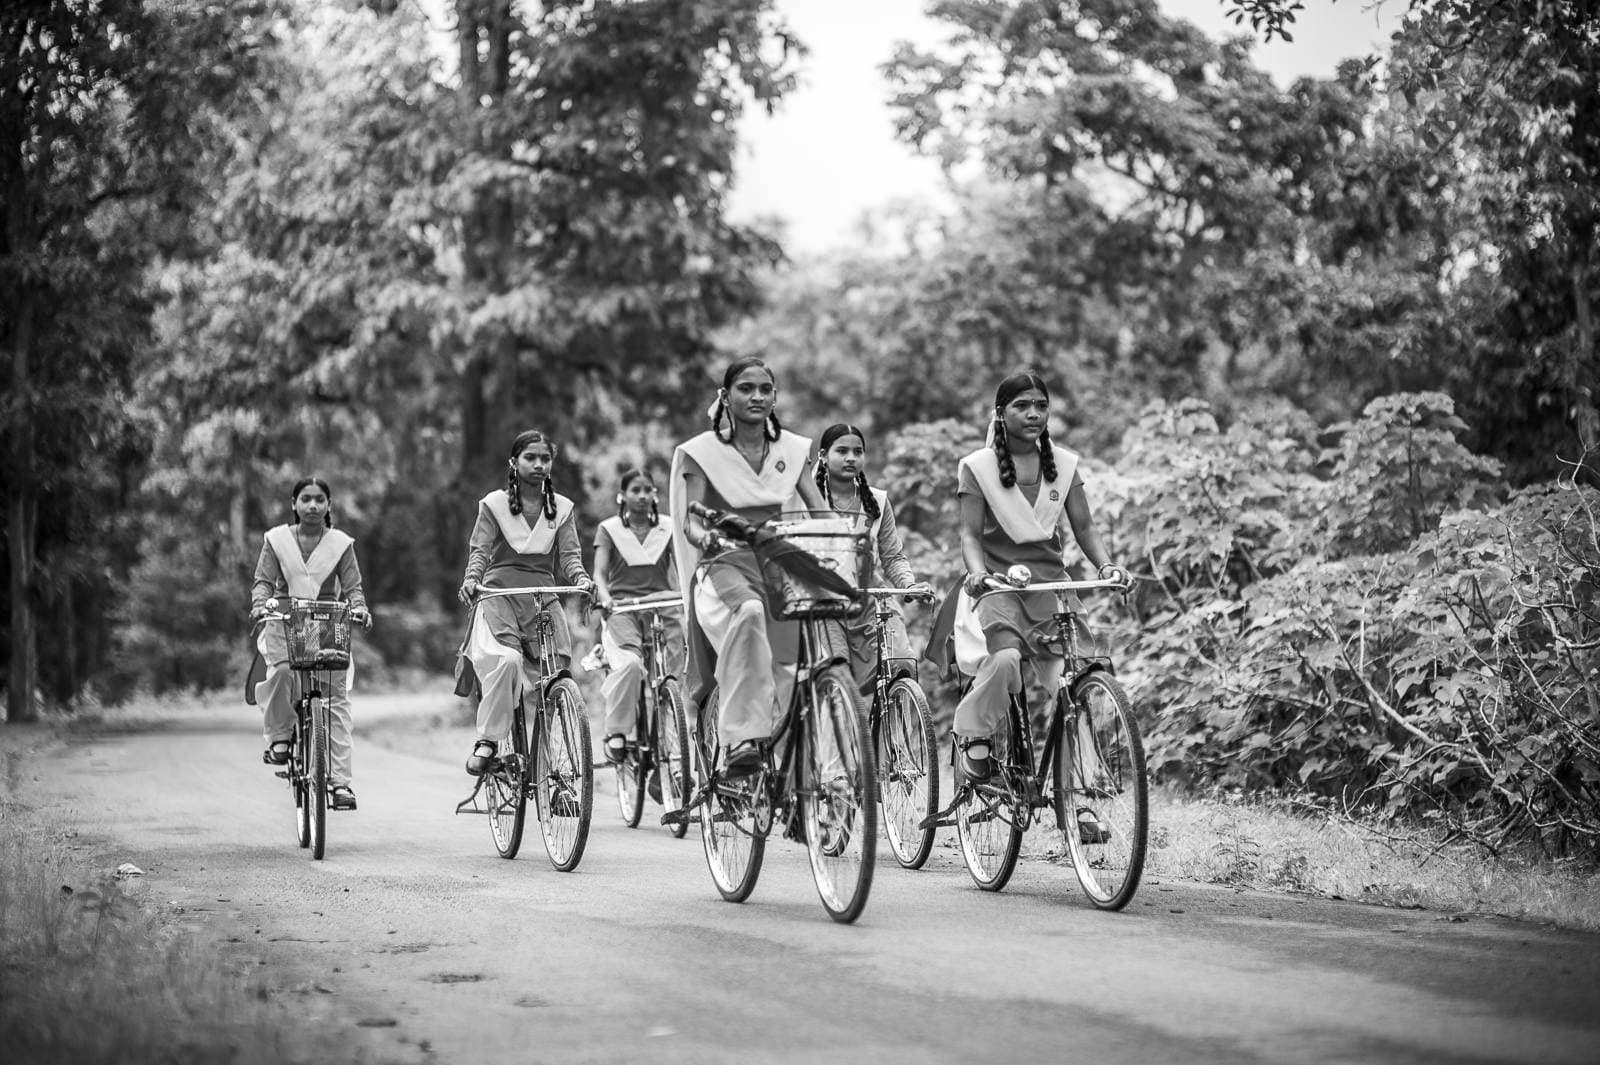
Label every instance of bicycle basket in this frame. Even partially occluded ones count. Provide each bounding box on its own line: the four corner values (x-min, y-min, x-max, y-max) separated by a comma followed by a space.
754, 512, 871, 620
283, 601, 352, 670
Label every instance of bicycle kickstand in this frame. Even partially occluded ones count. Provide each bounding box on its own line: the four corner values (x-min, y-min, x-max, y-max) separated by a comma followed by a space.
454, 777, 489, 815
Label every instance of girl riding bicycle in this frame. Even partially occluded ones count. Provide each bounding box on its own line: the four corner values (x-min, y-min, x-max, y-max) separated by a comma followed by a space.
248, 477, 372, 811
948, 370, 1127, 783
812, 423, 933, 697
669, 356, 828, 777
455, 429, 595, 776
592, 467, 682, 764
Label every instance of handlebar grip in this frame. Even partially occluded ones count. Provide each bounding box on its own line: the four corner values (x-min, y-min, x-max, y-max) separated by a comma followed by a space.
687, 501, 717, 521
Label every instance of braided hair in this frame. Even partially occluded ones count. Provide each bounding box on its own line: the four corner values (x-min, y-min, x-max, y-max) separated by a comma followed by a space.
813, 423, 881, 521
616, 467, 660, 526
289, 476, 335, 528
710, 356, 782, 443
991, 369, 1059, 489
506, 429, 559, 521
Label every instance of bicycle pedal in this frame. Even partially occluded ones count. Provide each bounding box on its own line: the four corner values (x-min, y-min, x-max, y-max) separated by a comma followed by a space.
274, 771, 290, 780
660, 809, 690, 827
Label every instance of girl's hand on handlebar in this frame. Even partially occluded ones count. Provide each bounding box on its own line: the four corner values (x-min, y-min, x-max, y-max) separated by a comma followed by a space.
575, 576, 596, 599
457, 578, 480, 605
962, 572, 991, 598
1097, 562, 1132, 590
350, 607, 373, 631
904, 581, 936, 602
249, 604, 270, 623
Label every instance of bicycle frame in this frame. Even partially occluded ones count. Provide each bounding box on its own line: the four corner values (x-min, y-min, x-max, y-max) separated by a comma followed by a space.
863, 587, 931, 720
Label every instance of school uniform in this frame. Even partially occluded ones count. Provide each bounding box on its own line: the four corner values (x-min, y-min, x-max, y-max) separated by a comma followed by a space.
669, 429, 811, 748
950, 444, 1083, 738
833, 487, 918, 697
455, 488, 589, 742
247, 525, 366, 787
595, 514, 684, 739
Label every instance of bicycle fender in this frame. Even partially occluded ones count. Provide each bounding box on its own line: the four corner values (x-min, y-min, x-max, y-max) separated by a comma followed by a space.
541, 668, 575, 697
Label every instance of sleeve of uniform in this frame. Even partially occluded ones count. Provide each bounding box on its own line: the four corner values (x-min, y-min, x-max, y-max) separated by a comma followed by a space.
337, 544, 368, 611
250, 538, 280, 611
556, 513, 589, 583
875, 498, 916, 589
462, 501, 498, 585
593, 521, 614, 552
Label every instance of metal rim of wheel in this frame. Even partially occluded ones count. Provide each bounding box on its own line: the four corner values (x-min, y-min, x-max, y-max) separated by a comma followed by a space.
802, 668, 877, 923
698, 690, 764, 901
954, 714, 1023, 891
615, 689, 649, 828
309, 694, 328, 861
655, 680, 692, 839
1058, 672, 1148, 910
487, 702, 527, 859
535, 679, 593, 872
293, 720, 310, 849
879, 676, 938, 870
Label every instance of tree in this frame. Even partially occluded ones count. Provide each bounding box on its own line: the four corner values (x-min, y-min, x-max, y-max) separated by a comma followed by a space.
1, 1, 281, 719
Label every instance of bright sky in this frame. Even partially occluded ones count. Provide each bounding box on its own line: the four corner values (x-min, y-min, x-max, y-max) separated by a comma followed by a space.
731, 0, 1406, 252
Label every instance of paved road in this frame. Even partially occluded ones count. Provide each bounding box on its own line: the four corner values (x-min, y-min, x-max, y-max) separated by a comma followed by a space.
13, 696, 1600, 1065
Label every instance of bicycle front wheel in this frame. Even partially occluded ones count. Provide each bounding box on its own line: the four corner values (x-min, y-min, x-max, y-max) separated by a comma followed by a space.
878, 676, 938, 870
655, 680, 692, 839
698, 689, 765, 902
615, 689, 649, 828
486, 700, 528, 859
802, 668, 877, 923
955, 705, 1023, 891
293, 715, 311, 849
533, 679, 593, 872
308, 695, 329, 861
1057, 672, 1148, 910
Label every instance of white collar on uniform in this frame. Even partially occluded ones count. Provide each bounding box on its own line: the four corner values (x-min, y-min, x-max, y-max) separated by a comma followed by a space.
959, 446, 1078, 543
265, 524, 353, 599
483, 488, 573, 554
602, 514, 673, 566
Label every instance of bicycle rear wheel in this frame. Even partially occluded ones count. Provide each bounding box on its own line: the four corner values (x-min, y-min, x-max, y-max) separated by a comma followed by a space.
802, 667, 877, 923
308, 694, 329, 861
655, 680, 692, 839
533, 679, 593, 872
878, 676, 938, 870
486, 700, 528, 858
955, 706, 1023, 891
615, 688, 649, 828
698, 689, 765, 902
1057, 672, 1148, 910
293, 712, 310, 849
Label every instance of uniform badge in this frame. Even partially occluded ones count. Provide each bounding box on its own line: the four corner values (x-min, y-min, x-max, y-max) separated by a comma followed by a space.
1049, 489, 1060, 501
775, 459, 787, 473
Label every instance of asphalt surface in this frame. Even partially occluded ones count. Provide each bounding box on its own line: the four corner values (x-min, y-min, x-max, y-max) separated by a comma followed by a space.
8, 694, 1600, 1065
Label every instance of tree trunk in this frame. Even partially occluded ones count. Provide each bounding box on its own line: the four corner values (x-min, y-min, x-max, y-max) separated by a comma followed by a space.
7, 287, 38, 723
1572, 267, 1599, 485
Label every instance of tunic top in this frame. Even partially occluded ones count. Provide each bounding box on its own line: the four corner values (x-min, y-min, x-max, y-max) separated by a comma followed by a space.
250, 525, 367, 610
462, 488, 587, 590
595, 514, 677, 600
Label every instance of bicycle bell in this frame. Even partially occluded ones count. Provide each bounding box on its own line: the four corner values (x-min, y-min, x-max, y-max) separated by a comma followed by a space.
1005, 564, 1032, 587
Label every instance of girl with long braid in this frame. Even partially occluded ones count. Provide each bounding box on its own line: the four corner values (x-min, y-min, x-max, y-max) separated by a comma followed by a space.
592, 467, 682, 763
248, 477, 372, 810
813, 423, 933, 697
669, 356, 828, 777
948, 370, 1127, 782
455, 429, 594, 776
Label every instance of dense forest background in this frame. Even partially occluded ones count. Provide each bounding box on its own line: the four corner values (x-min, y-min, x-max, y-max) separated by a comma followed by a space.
4, 0, 1597, 854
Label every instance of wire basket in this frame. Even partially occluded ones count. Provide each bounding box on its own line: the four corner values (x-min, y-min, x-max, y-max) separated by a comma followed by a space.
754, 512, 871, 620
284, 601, 352, 671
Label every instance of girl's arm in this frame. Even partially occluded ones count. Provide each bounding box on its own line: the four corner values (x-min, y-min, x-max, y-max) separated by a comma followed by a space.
1063, 475, 1114, 572
796, 460, 826, 509
592, 527, 614, 611
875, 498, 922, 590
958, 489, 990, 597
336, 545, 373, 629
458, 502, 498, 602
555, 515, 592, 587
679, 455, 717, 550
249, 539, 280, 618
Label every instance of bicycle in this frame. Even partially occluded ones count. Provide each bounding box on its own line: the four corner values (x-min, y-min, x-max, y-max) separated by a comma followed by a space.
455, 585, 594, 871
604, 592, 693, 838
930, 567, 1148, 909
664, 503, 879, 924
260, 597, 352, 862
863, 587, 940, 870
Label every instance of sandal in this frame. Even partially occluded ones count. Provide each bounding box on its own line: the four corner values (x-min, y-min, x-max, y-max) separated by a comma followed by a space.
957, 735, 993, 783
262, 740, 292, 766
603, 733, 629, 765
329, 785, 358, 811
466, 739, 498, 777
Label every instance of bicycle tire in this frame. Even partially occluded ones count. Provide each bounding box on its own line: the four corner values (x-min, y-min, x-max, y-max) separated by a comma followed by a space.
955, 704, 1023, 891
293, 710, 310, 849
615, 687, 649, 828
308, 693, 329, 861
534, 678, 593, 872
802, 667, 877, 923
698, 688, 765, 902
878, 676, 938, 870
487, 698, 528, 859
1057, 672, 1148, 910
655, 680, 692, 839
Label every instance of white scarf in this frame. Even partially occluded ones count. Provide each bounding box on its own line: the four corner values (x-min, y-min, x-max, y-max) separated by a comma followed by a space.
265, 525, 354, 599
601, 514, 674, 566
482, 488, 574, 555
958, 446, 1078, 544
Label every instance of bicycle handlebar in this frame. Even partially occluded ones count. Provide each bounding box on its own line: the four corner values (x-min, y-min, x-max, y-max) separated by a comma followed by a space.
609, 593, 684, 615
258, 597, 360, 622
865, 587, 937, 603
976, 575, 1130, 596
472, 585, 592, 604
